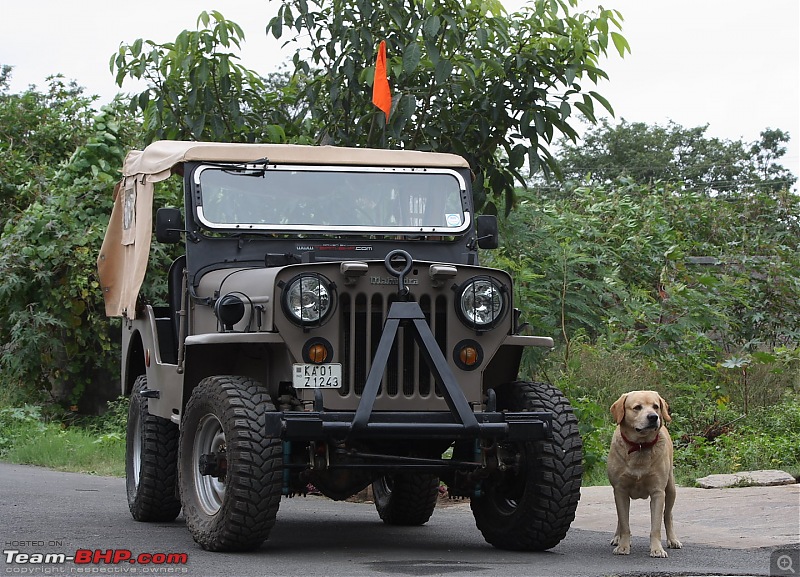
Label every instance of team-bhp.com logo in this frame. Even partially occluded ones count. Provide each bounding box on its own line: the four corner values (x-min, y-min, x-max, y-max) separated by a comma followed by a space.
4, 548, 188, 570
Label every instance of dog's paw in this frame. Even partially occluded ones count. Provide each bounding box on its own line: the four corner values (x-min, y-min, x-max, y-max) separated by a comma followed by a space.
610, 535, 620, 546
667, 538, 682, 549
650, 547, 668, 558
613, 545, 630, 555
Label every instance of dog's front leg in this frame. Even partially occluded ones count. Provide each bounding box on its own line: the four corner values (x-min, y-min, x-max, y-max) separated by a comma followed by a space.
649, 489, 668, 557
612, 487, 632, 554
665, 472, 682, 550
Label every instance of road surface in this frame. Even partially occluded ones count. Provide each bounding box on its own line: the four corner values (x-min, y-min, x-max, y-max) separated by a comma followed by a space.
1, 463, 797, 576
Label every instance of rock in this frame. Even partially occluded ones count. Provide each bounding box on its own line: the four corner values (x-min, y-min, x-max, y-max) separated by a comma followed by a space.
696, 470, 797, 489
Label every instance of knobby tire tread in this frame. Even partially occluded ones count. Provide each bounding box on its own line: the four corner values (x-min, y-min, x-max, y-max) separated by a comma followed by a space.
179, 375, 283, 552
373, 473, 439, 526
126, 375, 182, 522
471, 381, 583, 551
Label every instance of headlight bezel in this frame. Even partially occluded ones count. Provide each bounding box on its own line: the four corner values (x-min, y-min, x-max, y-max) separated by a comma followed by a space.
455, 276, 509, 330
281, 273, 336, 327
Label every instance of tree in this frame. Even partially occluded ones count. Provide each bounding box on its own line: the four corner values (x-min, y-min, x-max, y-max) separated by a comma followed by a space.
0, 69, 97, 226
552, 119, 796, 194
749, 128, 795, 193
111, 11, 306, 144
0, 84, 145, 408
268, 0, 628, 213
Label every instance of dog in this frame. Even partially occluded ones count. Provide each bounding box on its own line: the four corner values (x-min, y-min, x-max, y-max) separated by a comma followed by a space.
607, 390, 682, 557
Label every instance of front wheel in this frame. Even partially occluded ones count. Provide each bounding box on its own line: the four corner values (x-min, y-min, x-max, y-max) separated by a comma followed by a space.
471, 381, 583, 551
372, 473, 439, 526
178, 376, 283, 552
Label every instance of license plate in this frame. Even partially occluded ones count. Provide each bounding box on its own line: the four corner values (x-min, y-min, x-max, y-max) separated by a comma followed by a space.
292, 363, 343, 388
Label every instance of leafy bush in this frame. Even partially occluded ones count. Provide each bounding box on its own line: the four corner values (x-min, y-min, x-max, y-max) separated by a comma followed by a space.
674, 398, 800, 484
0, 98, 147, 408
0, 405, 46, 456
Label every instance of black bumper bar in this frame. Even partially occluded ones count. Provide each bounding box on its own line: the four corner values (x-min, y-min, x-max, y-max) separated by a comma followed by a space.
265, 410, 552, 441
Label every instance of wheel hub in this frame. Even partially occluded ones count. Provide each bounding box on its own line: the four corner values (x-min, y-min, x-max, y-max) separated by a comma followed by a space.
198, 451, 228, 481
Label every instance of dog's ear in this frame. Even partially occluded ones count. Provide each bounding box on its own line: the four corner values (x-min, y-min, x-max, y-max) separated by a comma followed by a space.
659, 394, 672, 423
610, 394, 627, 424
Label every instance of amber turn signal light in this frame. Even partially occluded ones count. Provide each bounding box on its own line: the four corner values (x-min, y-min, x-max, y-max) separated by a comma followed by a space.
453, 340, 483, 371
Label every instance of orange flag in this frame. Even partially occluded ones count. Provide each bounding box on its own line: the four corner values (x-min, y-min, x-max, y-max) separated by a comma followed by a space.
372, 40, 392, 122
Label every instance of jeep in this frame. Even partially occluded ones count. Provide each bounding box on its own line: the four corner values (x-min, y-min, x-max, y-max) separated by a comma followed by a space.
98, 140, 582, 552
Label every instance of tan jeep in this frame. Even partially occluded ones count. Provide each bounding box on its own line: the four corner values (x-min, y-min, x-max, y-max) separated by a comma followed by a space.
98, 141, 582, 552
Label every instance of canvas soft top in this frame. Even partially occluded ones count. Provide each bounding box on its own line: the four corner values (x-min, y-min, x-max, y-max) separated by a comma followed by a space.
99, 141, 471, 318
123, 140, 470, 181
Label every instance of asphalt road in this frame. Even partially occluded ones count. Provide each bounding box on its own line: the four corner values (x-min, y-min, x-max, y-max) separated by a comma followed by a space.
1, 463, 797, 577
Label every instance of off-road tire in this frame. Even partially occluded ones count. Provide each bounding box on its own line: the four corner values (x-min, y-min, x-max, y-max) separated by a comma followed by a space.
471, 381, 583, 551
178, 375, 283, 552
126, 375, 182, 522
372, 473, 439, 526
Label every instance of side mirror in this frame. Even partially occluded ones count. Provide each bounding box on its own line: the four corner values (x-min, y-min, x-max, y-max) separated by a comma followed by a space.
156, 207, 184, 244
476, 215, 499, 249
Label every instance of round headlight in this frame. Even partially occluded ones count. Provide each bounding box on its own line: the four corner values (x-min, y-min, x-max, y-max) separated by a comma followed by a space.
456, 277, 507, 329
282, 274, 334, 326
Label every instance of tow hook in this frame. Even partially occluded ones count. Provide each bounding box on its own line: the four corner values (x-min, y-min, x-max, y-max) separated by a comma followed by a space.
199, 451, 227, 481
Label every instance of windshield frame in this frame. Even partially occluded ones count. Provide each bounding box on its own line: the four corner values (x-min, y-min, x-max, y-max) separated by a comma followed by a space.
192, 164, 471, 235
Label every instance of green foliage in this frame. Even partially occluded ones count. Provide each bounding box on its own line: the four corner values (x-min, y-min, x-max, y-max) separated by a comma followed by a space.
492, 179, 800, 364
0, 405, 46, 456
0, 99, 139, 406
494, 142, 799, 481
268, 0, 627, 212
552, 120, 797, 194
539, 342, 800, 484
673, 398, 800, 485
111, 11, 306, 144
0, 398, 128, 475
0, 73, 97, 227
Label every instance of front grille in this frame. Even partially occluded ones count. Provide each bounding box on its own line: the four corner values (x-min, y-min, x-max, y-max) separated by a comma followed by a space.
339, 292, 449, 399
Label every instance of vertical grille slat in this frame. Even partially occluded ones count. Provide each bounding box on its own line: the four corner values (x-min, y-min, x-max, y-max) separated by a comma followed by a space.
340, 288, 448, 401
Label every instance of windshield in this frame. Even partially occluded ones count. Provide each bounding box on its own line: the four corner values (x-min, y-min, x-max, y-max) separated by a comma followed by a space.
195, 165, 469, 234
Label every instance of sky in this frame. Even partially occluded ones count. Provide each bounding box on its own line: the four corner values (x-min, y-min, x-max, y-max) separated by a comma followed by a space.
1, 0, 798, 178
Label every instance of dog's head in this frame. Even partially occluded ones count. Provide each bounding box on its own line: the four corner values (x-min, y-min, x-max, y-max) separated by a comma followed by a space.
610, 390, 671, 435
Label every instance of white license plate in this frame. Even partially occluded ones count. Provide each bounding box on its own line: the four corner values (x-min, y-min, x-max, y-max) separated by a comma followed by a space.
292, 363, 343, 388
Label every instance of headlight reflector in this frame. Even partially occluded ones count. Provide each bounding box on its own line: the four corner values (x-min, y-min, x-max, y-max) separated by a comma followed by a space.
456, 277, 507, 329
282, 274, 334, 326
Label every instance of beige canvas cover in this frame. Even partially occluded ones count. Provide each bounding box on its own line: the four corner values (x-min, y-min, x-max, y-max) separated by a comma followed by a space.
97, 141, 471, 317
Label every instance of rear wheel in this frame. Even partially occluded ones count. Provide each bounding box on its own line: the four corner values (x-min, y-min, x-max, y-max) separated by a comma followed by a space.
372, 473, 439, 526
126, 375, 181, 522
471, 381, 583, 551
178, 376, 283, 551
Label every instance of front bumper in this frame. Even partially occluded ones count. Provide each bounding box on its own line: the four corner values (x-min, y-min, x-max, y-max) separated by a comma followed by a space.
265, 410, 552, 441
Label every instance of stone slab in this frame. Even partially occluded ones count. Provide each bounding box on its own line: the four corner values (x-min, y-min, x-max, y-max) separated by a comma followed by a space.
696, 469, 797, 489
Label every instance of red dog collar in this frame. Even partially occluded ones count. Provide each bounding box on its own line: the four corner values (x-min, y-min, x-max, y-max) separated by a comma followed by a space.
621, 431, 660, 454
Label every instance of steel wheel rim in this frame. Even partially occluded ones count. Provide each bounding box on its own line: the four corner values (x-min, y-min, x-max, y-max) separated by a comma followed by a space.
193, 414, 226, 516
130, 409, 142, 488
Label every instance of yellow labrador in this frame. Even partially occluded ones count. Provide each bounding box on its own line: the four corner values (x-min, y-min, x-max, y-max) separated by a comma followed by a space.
607, 390, 682, 557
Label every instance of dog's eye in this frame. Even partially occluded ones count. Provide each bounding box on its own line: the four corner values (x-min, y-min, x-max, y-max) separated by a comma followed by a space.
633, 404, 642, 411
653, 404, 660, 409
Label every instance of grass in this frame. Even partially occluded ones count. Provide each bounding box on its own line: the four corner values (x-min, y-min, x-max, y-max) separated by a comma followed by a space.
0, 400, 127, 477
4, 425, 125, 476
